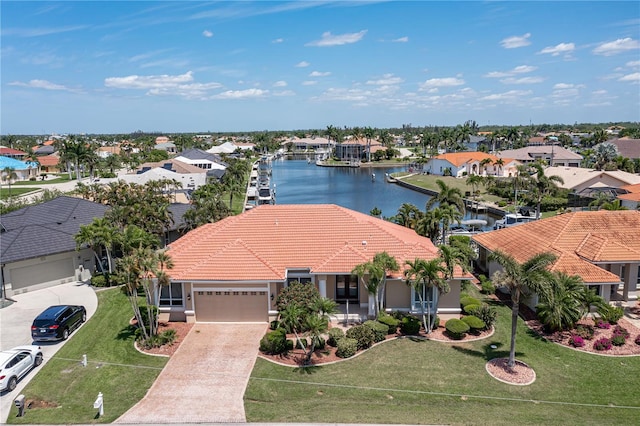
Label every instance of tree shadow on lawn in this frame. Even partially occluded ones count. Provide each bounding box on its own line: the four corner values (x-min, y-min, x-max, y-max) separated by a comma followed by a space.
116, 324, 137, 341
450, 341, 524, 362
293, 365, 323, 375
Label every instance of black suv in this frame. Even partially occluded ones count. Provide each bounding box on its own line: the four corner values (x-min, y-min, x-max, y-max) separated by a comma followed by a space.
31, 305, 86, 342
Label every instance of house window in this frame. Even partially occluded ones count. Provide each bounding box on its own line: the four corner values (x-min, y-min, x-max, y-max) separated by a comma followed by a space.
637, 266, 640, 285
159, 283, 183, 306
286, 277, 311, 285
336, 275, 358, 301
411, 286, 436, 312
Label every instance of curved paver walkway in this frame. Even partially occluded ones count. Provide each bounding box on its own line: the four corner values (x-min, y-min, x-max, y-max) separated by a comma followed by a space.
115, 323, 266, 424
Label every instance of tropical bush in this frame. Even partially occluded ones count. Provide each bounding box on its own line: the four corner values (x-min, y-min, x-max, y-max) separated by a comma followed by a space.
364, 320, 388, 343
598, 305, 624, 324
611, 334, 626, 347
327, 327, 345, 347
595, 319, 611, 329
480, 279, 495, 295
467, 304, 497, 330
569, 335, 585, 348
461, 315, 486, 332
335, 337, 358, 358
139, 328, 177, 349
259, 328, 288, 354
460, 296, 481, 308
377, 313, 400, 334
399, 315, 421, 335
275, 281, 320, 314
90, 274, 109, 287
346, 324, 376, 350
445, 318, 470, 339
295, 337, 308, 350
536, 272, 584, 332
463, 304, 481, 315
593, 337, 612, 351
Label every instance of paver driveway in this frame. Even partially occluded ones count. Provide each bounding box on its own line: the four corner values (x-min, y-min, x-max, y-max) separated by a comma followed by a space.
115, 323, 266, 424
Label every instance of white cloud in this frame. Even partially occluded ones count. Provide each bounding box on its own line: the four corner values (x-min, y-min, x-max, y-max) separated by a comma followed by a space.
619, 72, 640, 82
484, 65, 537, 78
626, 60, 640, 68
593, 37, 639, 56
105, 71, 195, 89
480, 90, 533, 101
202, 30, 213, 38
302, 80, 317, 86
309, 71, 331, 77
538, 42, 575, 56
500, 76, 544, 84
272, 38, 284, 44
305, 30, 367, 47
393, 36, 408, 43
366, 73, 404, 85
500, 33, 531, 49
273, 90, 295, 97
592, 89, 608, 95
273, 80, 287, 87
419, 77, 465, 90
553, 83, 574, 89
9, 79, 76, 92
213, 88, 268, 99
295, 61, 310, 68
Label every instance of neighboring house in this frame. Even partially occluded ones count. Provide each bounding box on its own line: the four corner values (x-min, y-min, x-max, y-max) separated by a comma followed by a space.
0, 156, 39, 181
37, 154, 62, 173
0, 196, 108, 297
0, 147, 28, 159
462, 135, 488, 152
424, 152, 519, 177
498, 145, 582, 167
154, 142, 177, 154
96, 145, 121, 159
32, 145, 55, 156
472, 211, 640, 306
158, 204, 472, 323
174, 149, 227, 177
334, 138, 382, 162
607, 137, 640, 160
617, 183, 640, 210
545, 166, 640, 194
207, 141, 254, 155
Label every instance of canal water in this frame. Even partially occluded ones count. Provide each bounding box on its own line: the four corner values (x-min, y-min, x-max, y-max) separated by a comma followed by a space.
270, 159, 496, 226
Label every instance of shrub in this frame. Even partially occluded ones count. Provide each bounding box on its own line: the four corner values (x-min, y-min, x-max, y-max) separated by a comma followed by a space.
327, 327, 345, 347
445, 318, 470, 340
460, 296, 481, 308
569, 335, 585, 348
310, 335, 326, 350
593, 337, 612, 351
364, 320, 388, 343
294, 337, 308, 350
346, 324, 376, 350
612, 325, 630, 339
463, 304, 481, 315
90, 274, 108, 287
611, 335, 626, 347
139, 328, 177, 349
285, 339, 294, 351
275, 281, 321, 313
467, 304, 497, 329
635, 335, 640, 345
269, 320, 280, 330
480, 280, 495, 295
598, 305, 624, 324
595, 319, 611, 329
461, 315, 486, 332
377, 313, 400, 335
399, 315, 421, 335
259, 328, 287, 354
336, 337, 358, 358
574, 324, 595, 340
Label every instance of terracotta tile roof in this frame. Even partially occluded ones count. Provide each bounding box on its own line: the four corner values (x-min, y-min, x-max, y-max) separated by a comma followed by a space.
36, 154, 60, 166
0, 147, 27, 156
433, 152, 500, 167
167, 204, 452, 281
472, 211, 640, 284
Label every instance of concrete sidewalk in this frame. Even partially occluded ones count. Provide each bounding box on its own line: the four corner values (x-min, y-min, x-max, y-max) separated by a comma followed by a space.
0, 281, 97, 422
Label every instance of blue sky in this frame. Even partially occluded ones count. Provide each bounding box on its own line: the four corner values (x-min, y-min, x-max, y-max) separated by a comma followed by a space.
2, 1, 639, 135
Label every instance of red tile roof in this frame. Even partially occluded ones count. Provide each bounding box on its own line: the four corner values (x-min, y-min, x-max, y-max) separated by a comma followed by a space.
167, 204, 465, 281
433, 152, 501, 167
473, 211, 640, 284
0, 147, 27, 156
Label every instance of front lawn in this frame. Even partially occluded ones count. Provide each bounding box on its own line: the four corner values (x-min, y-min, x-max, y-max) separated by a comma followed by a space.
8, 288, 167, 424
245, 294, 640, 425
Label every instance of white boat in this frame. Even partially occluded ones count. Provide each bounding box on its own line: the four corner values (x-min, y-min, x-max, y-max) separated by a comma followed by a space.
258, 186, 275, 205
449, 219, 488, 237
493, 213, 537, 229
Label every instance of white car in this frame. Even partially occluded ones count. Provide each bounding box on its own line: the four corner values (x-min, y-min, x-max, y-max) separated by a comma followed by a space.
0, 346, 43, 392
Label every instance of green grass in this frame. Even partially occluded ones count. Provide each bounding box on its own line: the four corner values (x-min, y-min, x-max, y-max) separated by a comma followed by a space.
245, 289, 640, 425
401, 174, 504, 205
8, 288, 167, 424
0, 188, 37, 200
12, 175, 72, 185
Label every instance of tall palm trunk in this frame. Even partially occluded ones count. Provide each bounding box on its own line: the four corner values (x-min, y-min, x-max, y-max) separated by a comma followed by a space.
509, 289, 520, 368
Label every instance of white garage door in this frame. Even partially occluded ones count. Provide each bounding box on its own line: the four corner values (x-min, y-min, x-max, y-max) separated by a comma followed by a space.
194, 290, 268, 322
11, 258, 75, 291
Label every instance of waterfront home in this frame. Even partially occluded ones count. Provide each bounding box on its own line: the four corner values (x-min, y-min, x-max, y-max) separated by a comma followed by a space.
497, 145, 582, 167
424, 152, 519, 177
0, 147, 28, 160
174, 148, 227, 180
617, 183, 640, 210
473, 210, 640, 306
607, 137, 640, 160
158, 204, 472, 323
545, 166, 640, 194
0, 156, 39, 182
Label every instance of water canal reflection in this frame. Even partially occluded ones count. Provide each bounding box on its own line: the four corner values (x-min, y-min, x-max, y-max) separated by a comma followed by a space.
270, 159, 496, 227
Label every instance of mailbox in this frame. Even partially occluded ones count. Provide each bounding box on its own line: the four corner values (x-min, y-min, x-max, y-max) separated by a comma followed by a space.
14, 394, 25, 417
93, 392, 104, 416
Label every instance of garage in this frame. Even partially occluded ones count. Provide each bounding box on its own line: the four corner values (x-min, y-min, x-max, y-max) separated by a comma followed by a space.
9, 257, 75, 292
194, 289, 268, 322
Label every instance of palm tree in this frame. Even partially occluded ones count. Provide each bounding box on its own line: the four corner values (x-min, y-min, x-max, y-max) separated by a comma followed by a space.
600, 199, 628, 210
404, 257, 448, 333
437, 204, 463, 244
529, 163, 564, 219
536, 271, 584, 332
415, 209, 441, 243
438, 244, 469, 280
493, 158, 505, 176
373, 252, 399, 315
363, 126, 375, 162
394, 203, 422, 229
425, 179, 465, 216
479, 157, 493, 175
352, 261, 383, 318
488, 250, 557, 368
593, 143, 618, 171
74, 218, 119, 273
466, 174, 483, 212
1, 167, 18, 197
